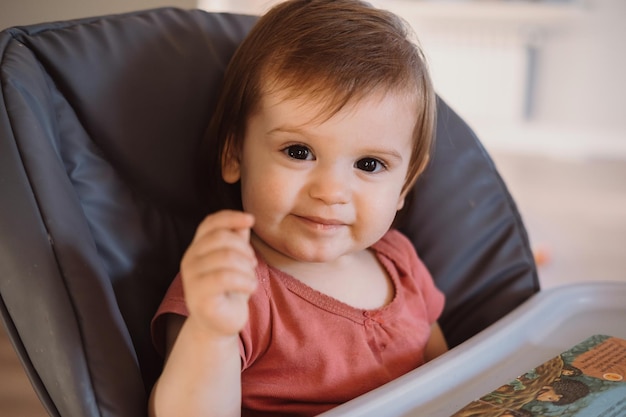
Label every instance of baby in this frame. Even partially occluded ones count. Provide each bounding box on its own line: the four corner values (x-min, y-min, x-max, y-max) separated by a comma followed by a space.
150, 1, 447, 416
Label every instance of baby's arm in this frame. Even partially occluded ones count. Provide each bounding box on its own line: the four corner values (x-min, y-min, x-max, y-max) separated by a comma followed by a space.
149, 210, 258, 417
424, 322, 448, 362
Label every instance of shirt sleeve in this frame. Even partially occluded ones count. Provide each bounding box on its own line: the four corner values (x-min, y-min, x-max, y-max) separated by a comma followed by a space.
151, 272, 189, 357
410, 249, 445, 324
380, 229, 445, 324
152, 267, 271, 368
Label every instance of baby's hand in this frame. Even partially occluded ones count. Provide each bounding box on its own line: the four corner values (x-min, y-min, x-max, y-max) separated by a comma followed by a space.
180, 210, 257, 338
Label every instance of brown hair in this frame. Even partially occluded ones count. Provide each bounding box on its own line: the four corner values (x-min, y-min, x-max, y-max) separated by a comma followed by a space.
208, 0, 436, 211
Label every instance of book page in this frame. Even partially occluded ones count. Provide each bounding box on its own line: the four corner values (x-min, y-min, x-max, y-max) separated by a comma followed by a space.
451, 335, 626, 417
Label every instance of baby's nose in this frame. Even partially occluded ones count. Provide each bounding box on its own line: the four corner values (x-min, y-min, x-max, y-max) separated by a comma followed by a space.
307, 167, 350, 205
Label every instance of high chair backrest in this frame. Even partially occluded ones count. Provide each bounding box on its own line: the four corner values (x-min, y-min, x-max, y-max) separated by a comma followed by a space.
0, 8, 539, 417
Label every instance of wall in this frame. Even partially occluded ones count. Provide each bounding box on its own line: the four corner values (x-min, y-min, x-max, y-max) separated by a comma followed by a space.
0, 0, 196, 30
534, 0, 626, 131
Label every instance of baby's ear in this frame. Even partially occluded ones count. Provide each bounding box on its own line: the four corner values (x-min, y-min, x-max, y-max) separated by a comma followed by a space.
396, 196, 405, 211
221, 140, 241, 184
396, 187, 410, 211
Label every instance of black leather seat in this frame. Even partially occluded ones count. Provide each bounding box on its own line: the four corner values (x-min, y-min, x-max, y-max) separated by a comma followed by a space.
0, 8, 539, 417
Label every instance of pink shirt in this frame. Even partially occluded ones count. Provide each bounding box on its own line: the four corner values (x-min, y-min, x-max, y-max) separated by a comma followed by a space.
152, 229, 444, 416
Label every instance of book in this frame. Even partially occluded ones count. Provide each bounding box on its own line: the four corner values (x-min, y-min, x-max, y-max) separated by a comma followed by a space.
451, 334, 626, 417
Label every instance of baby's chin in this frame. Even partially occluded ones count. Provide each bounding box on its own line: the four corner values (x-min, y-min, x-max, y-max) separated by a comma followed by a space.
253, 234, 372, 266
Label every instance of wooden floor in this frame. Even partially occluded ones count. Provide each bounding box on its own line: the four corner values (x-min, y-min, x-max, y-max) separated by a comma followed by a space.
1, 151, 625, 416
0, 324, 47, 417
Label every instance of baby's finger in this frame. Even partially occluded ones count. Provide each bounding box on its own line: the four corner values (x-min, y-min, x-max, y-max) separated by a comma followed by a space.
184, 227, 257, 268
184, 268, 257, 336
184, 246, 257, 285
193, 210, 254, 244
188, 257, 257, 298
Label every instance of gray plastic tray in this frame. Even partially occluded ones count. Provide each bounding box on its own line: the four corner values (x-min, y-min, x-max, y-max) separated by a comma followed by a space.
320, 282, 626, 417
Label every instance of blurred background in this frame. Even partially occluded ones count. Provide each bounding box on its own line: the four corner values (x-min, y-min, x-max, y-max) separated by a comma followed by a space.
1, 0, 625, 415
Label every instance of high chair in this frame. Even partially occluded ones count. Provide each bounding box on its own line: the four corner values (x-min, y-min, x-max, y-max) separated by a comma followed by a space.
0, 8, 540, 417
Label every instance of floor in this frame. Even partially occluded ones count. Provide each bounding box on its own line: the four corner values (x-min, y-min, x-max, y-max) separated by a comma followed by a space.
1, 150, 625, 416
0, 325, 48, 417
490, 150, 626, 289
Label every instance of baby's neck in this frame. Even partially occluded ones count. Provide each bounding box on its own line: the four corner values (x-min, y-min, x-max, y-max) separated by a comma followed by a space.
251, 234, 394, 310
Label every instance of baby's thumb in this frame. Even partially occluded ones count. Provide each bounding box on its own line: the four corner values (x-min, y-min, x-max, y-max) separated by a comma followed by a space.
236, 213, 254, 241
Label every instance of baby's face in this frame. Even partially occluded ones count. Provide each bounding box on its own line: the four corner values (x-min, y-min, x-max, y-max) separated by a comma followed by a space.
222, 88, 416, 265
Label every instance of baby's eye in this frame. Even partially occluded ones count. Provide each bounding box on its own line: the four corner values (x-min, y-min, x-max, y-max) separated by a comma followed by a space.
283, 144, 313, 160
355, 158, 385, 173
